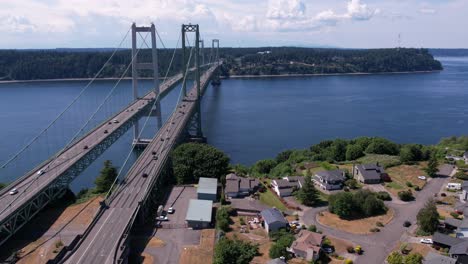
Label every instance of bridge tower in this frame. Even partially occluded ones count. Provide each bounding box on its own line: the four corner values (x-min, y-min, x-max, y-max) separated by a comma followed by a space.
211, 39, 221, 86
181, 24, 205, 142
131, 23, 161, 148
199, 39, 205, 66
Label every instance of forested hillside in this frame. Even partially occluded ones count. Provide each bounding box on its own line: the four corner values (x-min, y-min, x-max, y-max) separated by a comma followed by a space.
0, 47, 442, 81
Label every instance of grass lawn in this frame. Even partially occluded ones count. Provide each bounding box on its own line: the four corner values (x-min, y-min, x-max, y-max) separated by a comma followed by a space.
385, 163, 427, 196
357, 154, 401, 168
259, 188, 288, 211
317, 208, 394, 235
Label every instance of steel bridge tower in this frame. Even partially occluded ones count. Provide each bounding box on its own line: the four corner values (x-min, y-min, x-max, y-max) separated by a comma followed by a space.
131, 23, 161, 148
211, 39, 221, 85
181, 24, 205, 141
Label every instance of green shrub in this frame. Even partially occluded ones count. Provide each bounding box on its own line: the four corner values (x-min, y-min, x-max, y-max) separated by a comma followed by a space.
398, 190, 414, 201
376, 191, 392, 201
406, 182, 413, 187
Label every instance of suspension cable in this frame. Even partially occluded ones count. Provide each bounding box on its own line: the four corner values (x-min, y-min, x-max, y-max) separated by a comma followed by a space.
104, 32, 182, 201
0, 26, 132, 170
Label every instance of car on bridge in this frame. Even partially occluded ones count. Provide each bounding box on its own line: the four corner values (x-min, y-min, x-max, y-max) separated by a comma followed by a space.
37, 169, 46, 175
9, 189, 18, 195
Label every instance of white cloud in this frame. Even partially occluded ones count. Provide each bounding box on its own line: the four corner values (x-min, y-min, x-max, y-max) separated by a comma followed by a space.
266, 0, 306, 20
346, 0, 378, 21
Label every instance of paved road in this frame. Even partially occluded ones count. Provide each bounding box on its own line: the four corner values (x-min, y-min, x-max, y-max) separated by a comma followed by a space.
64, 65, 219, 264
302, 176, 447, 263
0, 73, 184, 241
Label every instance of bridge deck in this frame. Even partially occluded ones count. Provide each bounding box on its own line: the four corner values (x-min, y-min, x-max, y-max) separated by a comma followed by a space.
65, 65, 218, 264
0, 73, 184, 226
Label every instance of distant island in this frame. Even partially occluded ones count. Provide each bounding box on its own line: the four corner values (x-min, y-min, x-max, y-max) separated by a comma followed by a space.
0, 47, 442, 81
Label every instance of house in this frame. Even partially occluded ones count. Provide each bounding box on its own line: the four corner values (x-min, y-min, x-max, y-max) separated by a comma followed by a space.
314, 169, 346, 190
287, 230, 324, 261
438, 164, 457, 177
459, 181, 468, 202
456, 218, 468, 238
283, 176, 305, 188
260, 208, 288, 233
271, 178, 298, 197
354, 163, 388, 184
445, 218, 463, 230
432, 232, 464, 248
197, 177, 218, 201
464, 152, 468, 164
423, 252, 456, 264
449, 240, 468, 263
185, 199, 213, 229
225, 173, 260, 198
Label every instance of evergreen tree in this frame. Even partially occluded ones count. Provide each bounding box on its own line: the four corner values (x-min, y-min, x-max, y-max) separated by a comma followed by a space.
296, 175, 319, 206
214, 238, 258, 264
94, 160, 118, 193
425, 154, 439, 177
417, 199, 439, 234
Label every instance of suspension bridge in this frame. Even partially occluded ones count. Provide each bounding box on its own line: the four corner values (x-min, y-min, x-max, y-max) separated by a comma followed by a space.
0, 23, 221, 263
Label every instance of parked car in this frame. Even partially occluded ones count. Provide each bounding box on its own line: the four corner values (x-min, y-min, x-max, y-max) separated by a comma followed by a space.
441, 193, 447, 197
322, 247, 334, 254
168, 207, 175, 214
157, 215, 168, 221
403, 221, 412, 227
418, 176, 426, 180
420, 238, 433, 244
9, 188, 18, 195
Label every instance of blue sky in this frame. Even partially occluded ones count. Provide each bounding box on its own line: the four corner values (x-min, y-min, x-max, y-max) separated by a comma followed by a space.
0, 0, 466, 49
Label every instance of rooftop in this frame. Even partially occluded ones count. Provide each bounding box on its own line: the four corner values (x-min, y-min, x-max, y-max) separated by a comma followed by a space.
438, 164, 456, 177
197, 177, 218, 195
449, 240, 468, 255
432, 232, 463, 247
356, 163, 385, 180
290, 230, 324, 253
185, 199, 213, 222
423, 252, 456, 264
261, 208, 288, 225
316, 169, 346, 182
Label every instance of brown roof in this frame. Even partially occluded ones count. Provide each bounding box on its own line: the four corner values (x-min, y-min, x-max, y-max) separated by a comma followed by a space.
225, 180, 239, 193
291, 230, 324, 253
225, 173, 260, 194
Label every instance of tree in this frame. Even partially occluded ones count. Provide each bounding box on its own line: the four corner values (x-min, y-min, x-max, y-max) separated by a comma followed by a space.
362, 195, 386, 216
400, 145, 422, 163
296, 175, 319, 206
330, 139, 348, 161
398, 190, 414, 201
252, 159, 277, 175
387, 252, 404, 264
365, 138, 400, 155
329, 192, 355, 218
344, 179, 358, 189
425, 154, 439, 178
405, 253, 423, 264
417, 199, 439, 234
94, 160, 118, 193
214, 237, 259, 264
172, 143, 230, 184
216, 206, 231, 232
346, 144, 365, 161
276, 150, 293, 163
269, 233, 295, 259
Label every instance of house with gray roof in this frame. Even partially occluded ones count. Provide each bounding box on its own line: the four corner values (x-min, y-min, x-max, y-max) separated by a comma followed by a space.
449, 240, 468, 263
185, 199, 213, 229
354, 163, 387, 184
433, 232, 464, 248
456, 218, 468, 238
272, 178, 299, 197
225, 173, 260, 198
314, 169, 346, 190
423, 252, 456, 264
445, 218, 463, 230
197, 177, 218, 201
260, 208, 288, 233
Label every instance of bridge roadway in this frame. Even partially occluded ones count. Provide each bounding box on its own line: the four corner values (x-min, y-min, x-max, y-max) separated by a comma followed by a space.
0, 72, 186, 234
65, 65, 218, 264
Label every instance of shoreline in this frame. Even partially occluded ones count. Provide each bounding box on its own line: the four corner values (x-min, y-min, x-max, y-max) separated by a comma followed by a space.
225, 70, 441, 79
0, 70, 441, 84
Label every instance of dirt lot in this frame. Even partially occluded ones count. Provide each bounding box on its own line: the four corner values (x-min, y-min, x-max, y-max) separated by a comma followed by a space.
179, 229, 215, 264
317, 208, 395, 235
385, 164, 427, 196
393, 242, 436, 257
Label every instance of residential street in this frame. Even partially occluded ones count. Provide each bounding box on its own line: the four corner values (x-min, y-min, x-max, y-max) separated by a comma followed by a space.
301, 176, 448, 263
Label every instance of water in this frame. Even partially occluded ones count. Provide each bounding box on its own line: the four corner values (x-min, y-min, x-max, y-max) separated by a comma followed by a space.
0, 57, 467, 190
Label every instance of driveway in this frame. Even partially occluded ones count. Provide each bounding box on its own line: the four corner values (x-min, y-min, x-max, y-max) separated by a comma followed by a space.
302, 176, 447, 263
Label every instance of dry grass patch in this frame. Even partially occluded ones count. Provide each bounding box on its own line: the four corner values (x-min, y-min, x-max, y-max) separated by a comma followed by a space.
394, 242, 436, 257
179, 229, 215, 264
318, 208, 394, 235
438, 207, 454, 219
147, 237, 166, 248
385, 164, 426, 196
328, 236, 355, 255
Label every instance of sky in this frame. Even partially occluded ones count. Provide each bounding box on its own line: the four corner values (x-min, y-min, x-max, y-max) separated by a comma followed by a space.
0, 0, 466, 49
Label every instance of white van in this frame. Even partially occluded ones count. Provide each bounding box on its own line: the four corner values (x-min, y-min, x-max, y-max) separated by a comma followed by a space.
447, 183, 461, 191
